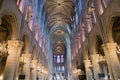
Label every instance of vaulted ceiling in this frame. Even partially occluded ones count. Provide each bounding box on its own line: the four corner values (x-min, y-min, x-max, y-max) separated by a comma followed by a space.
44, 0, 75, 55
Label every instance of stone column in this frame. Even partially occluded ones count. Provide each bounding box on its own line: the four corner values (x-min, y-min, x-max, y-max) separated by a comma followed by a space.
37, 64, 42, 80
102, 43, 120, 80
44, 76, 46, 80
31, 59, 37, 80
14, 41, 24, 80
37, 71, 42, 80
42, 73, 44, 80
47, 36, 53, 80
84, 60, 93, 80
66, 39, 73, 80
3, 40, 23, 80
91, 54, 100, 80
40, 72, 44, 80
22, 53, 31, 80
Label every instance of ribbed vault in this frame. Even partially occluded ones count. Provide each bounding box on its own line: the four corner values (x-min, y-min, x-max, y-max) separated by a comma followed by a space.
44, 0, 74, 30
44, 0, 74, 55
43, 0, 74, 74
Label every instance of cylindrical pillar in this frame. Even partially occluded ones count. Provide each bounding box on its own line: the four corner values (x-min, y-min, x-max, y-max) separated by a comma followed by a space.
91, 54, 100, 80
31, 59, 37, 80
37, 64, 42, 80
14, 41, 23, 80
37, 71, 42, 80
102, 43, 120, 80
3, 40, 23, 80
84, 60, 93, 80
22, 53, 31, 80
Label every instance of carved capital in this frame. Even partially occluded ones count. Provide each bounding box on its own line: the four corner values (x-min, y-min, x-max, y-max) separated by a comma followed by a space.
7, 40, 23, 48
84, 60, 93, 69
21, 53, 31, 63
31, 59, 38, 69
7, 40, 23, 55
84, 60, 91, 65
102, 42, 117, 52
98, 55, 106, 64
37, 63, 42, 71
91, 54, 99, 60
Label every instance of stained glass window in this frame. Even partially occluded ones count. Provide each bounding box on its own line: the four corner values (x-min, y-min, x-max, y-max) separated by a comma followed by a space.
54, 66, 56, 71
62, 66, 65, 71
58, 66, 61, 71
57, 55, 60, 63
61, 55, 64, 63
54, 55, 56, 63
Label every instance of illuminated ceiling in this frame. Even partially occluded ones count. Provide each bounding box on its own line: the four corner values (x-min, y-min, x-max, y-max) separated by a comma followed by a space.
44, 0, 74, 55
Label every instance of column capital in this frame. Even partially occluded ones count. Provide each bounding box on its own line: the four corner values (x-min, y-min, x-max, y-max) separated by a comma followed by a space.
84, 60, 91, 63
98, 55, 106, 64
91, 54, 99, 58
37, 63, 42, 71
84, 60, 93, 69
102, 42, 117, 51
90, 54, 99, 60
31, 59, 38, 69
21, 53, 31, 63
7, 40, 23, 48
